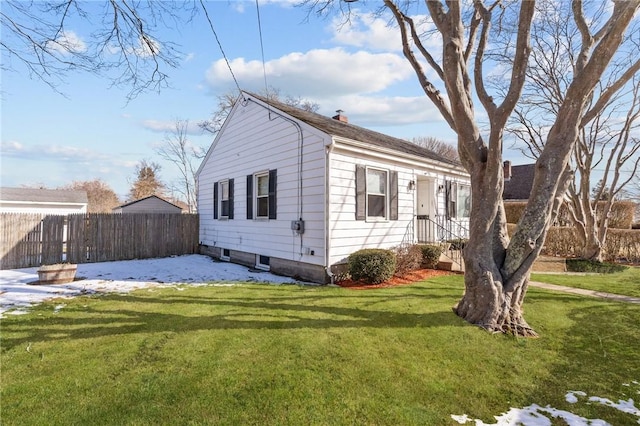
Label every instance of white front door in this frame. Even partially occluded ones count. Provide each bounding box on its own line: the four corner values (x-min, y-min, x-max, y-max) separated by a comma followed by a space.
417, 178, 435, 218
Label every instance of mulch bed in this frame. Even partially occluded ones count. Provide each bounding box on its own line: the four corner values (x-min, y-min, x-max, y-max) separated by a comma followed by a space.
335, 268, 456, 290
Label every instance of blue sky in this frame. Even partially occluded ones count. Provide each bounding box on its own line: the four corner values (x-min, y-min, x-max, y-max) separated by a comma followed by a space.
1, 0, 526, 200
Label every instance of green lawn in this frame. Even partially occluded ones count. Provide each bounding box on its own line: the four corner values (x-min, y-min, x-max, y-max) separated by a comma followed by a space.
2, 276, 639, 425
532, 266, 640, 298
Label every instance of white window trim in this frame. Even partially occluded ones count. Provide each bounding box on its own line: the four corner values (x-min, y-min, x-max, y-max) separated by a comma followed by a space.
219, 180, 230, 219
220, 248, 230, 261
256, 254, 270, 271
254, 171, 270, 219
454, 182, 471, 219
366, 167, 389, 222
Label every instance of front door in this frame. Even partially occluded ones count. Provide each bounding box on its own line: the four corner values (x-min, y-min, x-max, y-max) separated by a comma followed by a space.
417, 178, 435, 218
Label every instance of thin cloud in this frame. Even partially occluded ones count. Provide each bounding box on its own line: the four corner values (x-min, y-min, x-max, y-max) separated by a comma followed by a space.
44, 30, 87, 55
140, 119, 204, 135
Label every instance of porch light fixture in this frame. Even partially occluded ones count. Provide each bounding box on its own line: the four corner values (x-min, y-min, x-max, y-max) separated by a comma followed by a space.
408, 180, 416, 191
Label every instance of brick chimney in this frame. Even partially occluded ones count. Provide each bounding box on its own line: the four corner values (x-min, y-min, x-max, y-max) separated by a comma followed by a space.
503, 161, 512, 181
332, 109, 348, 123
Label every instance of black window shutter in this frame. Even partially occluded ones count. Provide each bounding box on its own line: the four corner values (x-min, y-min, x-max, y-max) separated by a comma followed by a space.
445, 180, 454, 219
246, 175, 253, 219
355, 165, 366, 220
268, 169, 277, 220
390, 171, 398, 221
228, 178, 234, 219
213, 181, 219, 219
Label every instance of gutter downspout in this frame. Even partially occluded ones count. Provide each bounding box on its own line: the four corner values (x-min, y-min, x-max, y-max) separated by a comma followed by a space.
325, 140, 336, 284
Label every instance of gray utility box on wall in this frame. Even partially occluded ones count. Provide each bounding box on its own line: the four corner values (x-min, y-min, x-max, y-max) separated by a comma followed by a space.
291, 220, 305, 234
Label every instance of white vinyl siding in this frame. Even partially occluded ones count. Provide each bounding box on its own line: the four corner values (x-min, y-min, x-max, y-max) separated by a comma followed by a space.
197, 98, 327, 266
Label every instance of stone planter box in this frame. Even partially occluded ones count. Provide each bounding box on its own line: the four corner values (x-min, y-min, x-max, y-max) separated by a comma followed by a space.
36, 264, 78, 285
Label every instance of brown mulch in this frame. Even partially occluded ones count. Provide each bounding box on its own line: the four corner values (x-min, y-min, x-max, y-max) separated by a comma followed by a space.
335, 268, 456, 290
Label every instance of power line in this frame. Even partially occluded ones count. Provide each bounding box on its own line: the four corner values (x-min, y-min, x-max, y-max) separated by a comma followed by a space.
255, 0, 269, 94
199, 0, 243, 96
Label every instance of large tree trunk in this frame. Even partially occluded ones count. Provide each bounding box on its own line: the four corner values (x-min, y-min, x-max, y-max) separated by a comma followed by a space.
383, 0, 640, 337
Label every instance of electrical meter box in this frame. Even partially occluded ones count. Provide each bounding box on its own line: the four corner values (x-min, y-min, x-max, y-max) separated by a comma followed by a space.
291, 220, 305, 234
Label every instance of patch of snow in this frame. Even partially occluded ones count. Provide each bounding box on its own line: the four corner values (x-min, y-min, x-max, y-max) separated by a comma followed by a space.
0, 255, 297, 318
53, 303, 66, 313
452, 404, 611, 426
588, 397, 640, 417
566, 391, 587, 403
451, 414, 471, 424
453, 385, 640, 426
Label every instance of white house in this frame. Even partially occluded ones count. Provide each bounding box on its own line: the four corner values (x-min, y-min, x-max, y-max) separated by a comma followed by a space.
112, 195, 184, 214
196, 92, 471, 283
0, 187, 88, 215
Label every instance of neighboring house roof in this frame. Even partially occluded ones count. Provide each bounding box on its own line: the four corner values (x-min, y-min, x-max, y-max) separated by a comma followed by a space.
0, 187, 88, 204
114, 195, 182, 211
503, 164, 536, 200
244, 92, 462, 167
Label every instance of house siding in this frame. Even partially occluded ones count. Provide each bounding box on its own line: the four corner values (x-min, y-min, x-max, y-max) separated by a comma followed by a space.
327, 148, 470, 267
198, 98, 328, 275
196, 93, 471, 283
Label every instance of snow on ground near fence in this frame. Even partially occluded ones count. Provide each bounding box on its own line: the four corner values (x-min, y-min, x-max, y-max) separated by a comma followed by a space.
0, 254, 296, 318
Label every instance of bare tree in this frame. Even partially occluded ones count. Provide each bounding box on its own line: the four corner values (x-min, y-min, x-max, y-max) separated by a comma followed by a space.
155, 119, 202, 213
1, 1, 196, 98
61, 179, 120, 213
306, 0, 640, 336
128, 160, 166, 201
505, 1, 640, 261
410, 136, 459, 161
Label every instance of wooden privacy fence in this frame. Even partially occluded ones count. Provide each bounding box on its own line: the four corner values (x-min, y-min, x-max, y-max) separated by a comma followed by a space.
0, 213, 199, 269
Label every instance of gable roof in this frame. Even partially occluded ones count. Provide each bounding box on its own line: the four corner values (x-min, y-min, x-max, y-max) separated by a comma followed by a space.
115, 195, 182, 210
244, 92, 462, 167
0, 187, 88, 204
503, 164, 536, 200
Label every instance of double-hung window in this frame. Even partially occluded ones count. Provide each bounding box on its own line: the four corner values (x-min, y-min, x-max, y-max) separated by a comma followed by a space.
456, 183, 471, 218
213, 179, 234, 219
256, 172, 269, 218
367, 168, 387, 218
446, 181, 471, 219
220, 180, 230, 218
246, 169, 277, 220
355, 165, 398, 221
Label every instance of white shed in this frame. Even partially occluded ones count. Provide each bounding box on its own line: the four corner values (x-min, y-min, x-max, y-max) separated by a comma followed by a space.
196, 92, 471, 283
0, 187, 88, 215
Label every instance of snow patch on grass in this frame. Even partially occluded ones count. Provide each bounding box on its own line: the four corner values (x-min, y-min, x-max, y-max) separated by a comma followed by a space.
453, 384, 640, 425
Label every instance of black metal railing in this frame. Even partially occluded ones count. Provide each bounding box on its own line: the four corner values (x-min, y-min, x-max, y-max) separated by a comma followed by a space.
416, 215, 469, 270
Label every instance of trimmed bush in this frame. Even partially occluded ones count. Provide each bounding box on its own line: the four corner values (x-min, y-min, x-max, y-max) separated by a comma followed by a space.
347, 249, 396, 284
505, 200, 636, 229
566, 259, 628, 274
419, 244, 443, 269
504, 201, 527, 224
447, 238, 468, 251
506, 224, 640, 264
393, 245, 423, 276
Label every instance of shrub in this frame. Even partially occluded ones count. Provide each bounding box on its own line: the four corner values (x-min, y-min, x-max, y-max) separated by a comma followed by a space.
347, 249, 396, 284
419, 244, 443, 269
504, 201, 527, 224
566, 258, 628, 274
447, 238, 468, 251
393, 245, 423, 276
506, 224, 640, 264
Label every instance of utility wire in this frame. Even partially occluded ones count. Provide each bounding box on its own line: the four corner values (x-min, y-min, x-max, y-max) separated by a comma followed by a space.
255, 0, 269, 95
199, 0, 243, 96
